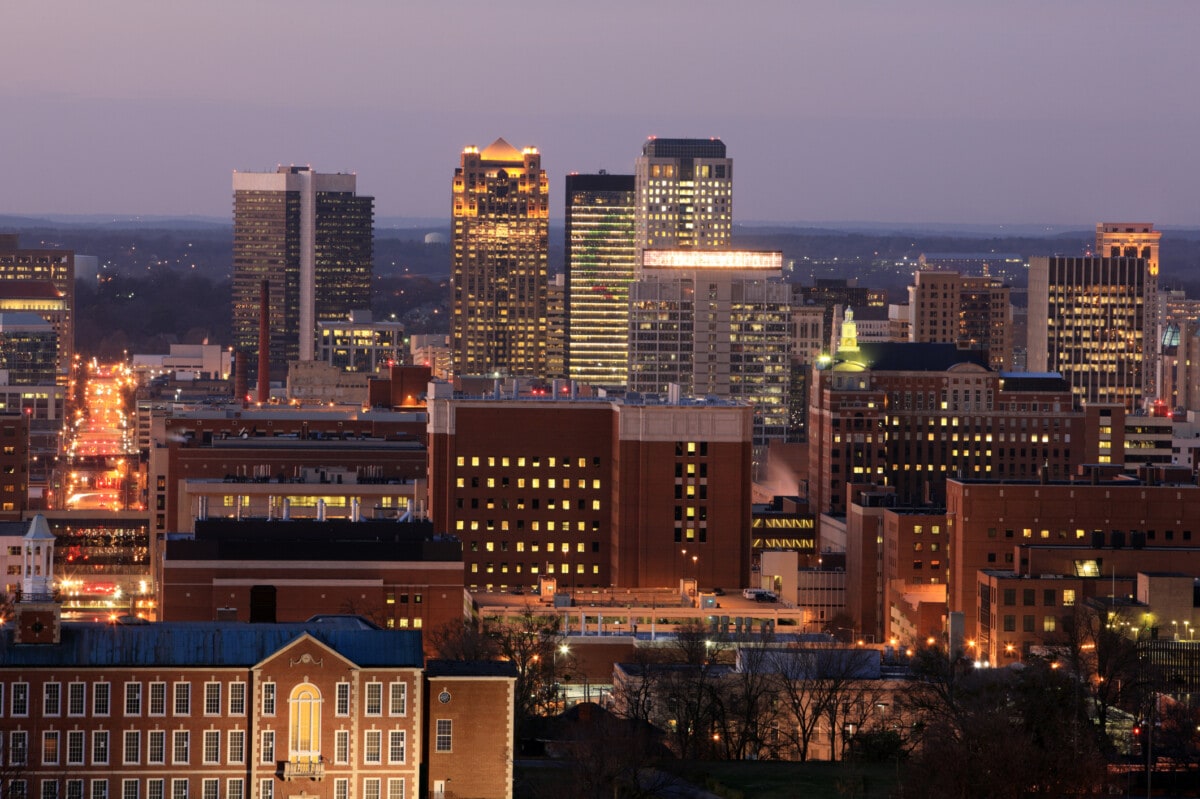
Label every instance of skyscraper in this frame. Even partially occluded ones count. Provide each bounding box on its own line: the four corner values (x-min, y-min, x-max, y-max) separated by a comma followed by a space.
628, 250, 792, 450
451, 139, 548, 377
231, 166, 374, 380
635, 137, 732, 260
1096, 222, 1161, 398
1028, 256, 1147, 410
908, 270, 1012, 370
564, 172, 636, 387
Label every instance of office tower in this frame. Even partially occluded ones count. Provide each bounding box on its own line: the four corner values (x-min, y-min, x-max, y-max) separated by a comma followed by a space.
316, 310, 405, 373
1028, 256, 1147, 410
564, 172, 636, 387
634, 137, 732, 259
451, 139, 549, 377
545, 273, 566, 379
628, 251, 791, 451
0, 313, 58, 386
231, 166, 374, 380
426, 382, 753, 590
908, 270, 1013, 370
792, 279, 888, 355
1096, 223, 1161, 398
0, 235, 74, 377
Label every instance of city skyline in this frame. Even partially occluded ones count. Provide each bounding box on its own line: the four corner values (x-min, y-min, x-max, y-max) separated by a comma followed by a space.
3, 2, 1199, 225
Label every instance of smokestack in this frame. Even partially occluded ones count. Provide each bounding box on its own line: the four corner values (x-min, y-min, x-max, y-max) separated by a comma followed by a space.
258, 279, 271, 403
316, 499, 326, 522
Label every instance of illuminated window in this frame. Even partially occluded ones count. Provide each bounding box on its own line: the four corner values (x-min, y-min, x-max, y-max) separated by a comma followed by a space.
289, 684, 321, 760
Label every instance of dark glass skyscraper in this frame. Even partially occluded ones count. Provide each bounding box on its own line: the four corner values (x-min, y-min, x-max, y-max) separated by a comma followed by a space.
232, 166, 373, 380
564, 173, 635, 387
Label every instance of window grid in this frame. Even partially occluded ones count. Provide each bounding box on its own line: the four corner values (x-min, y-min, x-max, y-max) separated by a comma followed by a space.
12, 682, 29, 716
171, 781, 187, 799
364, 730, 382, 764
43, 682, 61, 716
147, 781, 163, 799
148, 682, 166, 716
334, 730, 349, 764
363, 780, 381, 799
66, 781, 84, 799
365, 683, 383, 716
124, 683, 142, 716
91, 731, 108, 765
121, 781, 138, 799
261, 683, 275, 716
389, 683, 407, 716
335, 683, 350, 716
148, 731, 165, 764
258, 782, 272, 799
123, 730, 140, 765
93, 683, 111, 716
388, 730, 406, 764
172, 730, 189, 764
204, 683, 221, 716
67, 730, 85, 765
67, 682, 84, 716
203, 730, 220, 764
229, 683, 246, 716
228, 730, 245, 764
174, 683, 190, 716
435, 719, 452, 752
90, 780, 107, 799
42, 731, 59, 766
201, 780, 218, 799
260, 730, 274, 763
387, 779, 405, 799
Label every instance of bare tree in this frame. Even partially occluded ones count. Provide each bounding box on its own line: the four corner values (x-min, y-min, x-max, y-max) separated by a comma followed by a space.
770, 645, 881, 762
426, 617, 499, 661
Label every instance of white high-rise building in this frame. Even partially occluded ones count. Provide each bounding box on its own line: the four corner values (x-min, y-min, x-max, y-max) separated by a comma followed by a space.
628, 250, 791, 447
634, 138, 732, 263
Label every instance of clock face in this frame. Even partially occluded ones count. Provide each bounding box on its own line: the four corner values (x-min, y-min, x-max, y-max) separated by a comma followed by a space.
438, 690, 451, 704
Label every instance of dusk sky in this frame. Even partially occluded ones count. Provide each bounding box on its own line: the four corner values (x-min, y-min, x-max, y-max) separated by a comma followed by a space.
4, 1, 1199, 226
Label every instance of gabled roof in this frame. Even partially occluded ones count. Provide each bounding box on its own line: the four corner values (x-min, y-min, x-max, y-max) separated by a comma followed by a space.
0, 619, 423, 669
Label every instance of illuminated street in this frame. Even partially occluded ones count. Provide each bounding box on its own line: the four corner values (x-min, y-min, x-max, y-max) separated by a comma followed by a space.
64, 360, 138, 511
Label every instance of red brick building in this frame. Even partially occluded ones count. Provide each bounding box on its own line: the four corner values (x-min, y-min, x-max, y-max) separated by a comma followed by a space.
427, 384, 754, 590
160, 519, 465, 640
809, 344, 1085, 516
0, 609, 515, 799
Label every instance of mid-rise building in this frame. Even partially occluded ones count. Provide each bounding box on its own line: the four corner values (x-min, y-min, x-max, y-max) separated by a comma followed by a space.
908, 270, 1012, 370
231, 166, 374, 379
0, 235, 74, 377
629, 250, 792, 449
316, 310, 405, 374
0, 312, 58, 386
450, 139, 549, 377
564, 172, 636, 387
808, 325, 1085, 515
161, 518, 463, 637
1028, 256, 1148, 410
634, 137, 732, 259
1, 515, 516, 799
427, 383, 754, 590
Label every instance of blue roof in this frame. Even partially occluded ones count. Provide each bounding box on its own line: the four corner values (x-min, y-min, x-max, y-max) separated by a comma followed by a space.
0, 619, 424, 669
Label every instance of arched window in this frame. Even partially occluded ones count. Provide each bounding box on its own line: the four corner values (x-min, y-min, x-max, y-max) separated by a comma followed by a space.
289, 683, 322, 760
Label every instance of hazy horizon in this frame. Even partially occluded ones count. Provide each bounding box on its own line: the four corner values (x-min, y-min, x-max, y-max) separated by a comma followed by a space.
4, 1, 1199, 226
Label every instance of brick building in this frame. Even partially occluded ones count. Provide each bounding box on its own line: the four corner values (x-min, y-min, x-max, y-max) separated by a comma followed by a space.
808, 339, 1083, 515
0, 517, 515, 799
427, 383, 754, 590
161, 519, 464, 638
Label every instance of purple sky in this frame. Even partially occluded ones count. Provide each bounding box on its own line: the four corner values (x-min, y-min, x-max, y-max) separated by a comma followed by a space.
3, 1, 1199, 225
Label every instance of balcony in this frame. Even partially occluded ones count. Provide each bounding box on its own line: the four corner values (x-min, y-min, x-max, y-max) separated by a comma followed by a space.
282, 759, 325, 781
